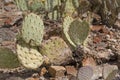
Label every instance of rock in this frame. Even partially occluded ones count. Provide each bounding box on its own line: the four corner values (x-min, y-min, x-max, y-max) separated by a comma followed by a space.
103, 64, 118, 80
82, 56, 96, 67
48, 66, 66, 77
39, 67, 47, 76
65, 66, 77, 76
77, 66, 94, 80
25, 77, 39, 80
77, 66, 103, 80
50, 76, 68, 80
6, 77, 24, 80
91, 66, 103, 80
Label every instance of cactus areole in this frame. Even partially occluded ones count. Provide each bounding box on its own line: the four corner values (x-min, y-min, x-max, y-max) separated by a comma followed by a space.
22, 13, 44, 46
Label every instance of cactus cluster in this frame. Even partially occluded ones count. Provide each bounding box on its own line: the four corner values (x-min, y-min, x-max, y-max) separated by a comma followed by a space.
22, 13, 44, 46
15, 0, 90, 69
40, 36, 73, 65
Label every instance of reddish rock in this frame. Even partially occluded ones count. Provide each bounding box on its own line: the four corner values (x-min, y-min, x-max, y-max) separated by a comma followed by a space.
48, 66, 66, 77
39, 67, 47, 76
65, 66, 77, 76
82, 56, 96, 67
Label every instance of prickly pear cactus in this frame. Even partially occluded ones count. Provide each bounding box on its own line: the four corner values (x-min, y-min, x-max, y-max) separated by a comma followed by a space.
22, 13, 44, 46
44, 0, 61, 20
64, 0, 76, 16
100, 0, 119, 26
72, 0, 79, 9
40, 36, 72, 65
48, 10, 61, 20
27, 0, 44, 12
44, 0, 61, 12
14, 0, 28, 11
0, 47, 20, 69
17, 43, 44, 69
63, 16, 90, 47
63, 16, 75, 47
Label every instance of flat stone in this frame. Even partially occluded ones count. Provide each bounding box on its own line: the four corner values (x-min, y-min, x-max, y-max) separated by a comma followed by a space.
48, 66, 66, 77
103, 64, 118, 79
77, 66, 94, 80
65, 66, 77, 76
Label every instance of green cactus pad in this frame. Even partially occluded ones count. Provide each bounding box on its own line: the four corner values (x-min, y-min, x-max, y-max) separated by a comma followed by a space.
40, 36, 72, 65
44, 0, 61, 20
63, 16, 75, 47
64, 0, 76, 16
27, 0, 44, 12
14, 0, 28, 11
22, 13, 44, 46
63, 16, 90, 47
0, 47, 20, 69
68, 20, 90, 46
44, 0, 61, 12
17, 44, 43, 69
72, 0, 79, 9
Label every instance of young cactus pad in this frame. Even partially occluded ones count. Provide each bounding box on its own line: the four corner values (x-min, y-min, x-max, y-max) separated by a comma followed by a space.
22, 13, 44, 46
0, 47, 20, 69
14, 0, 28, 11
63, 16, 90, 47
40, 36, 72, 65
17, 44, 44, 69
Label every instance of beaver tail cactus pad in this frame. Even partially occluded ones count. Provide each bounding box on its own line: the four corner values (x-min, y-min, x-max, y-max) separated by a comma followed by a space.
0, 47, 20, 69
14, 0, 28, 11
63, 16, 75, 47
63, 16, 90, 47
68, 19, 90, 46
17, 43, 43, 69
22, 13, 44, 46
40, 36, 73, 65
